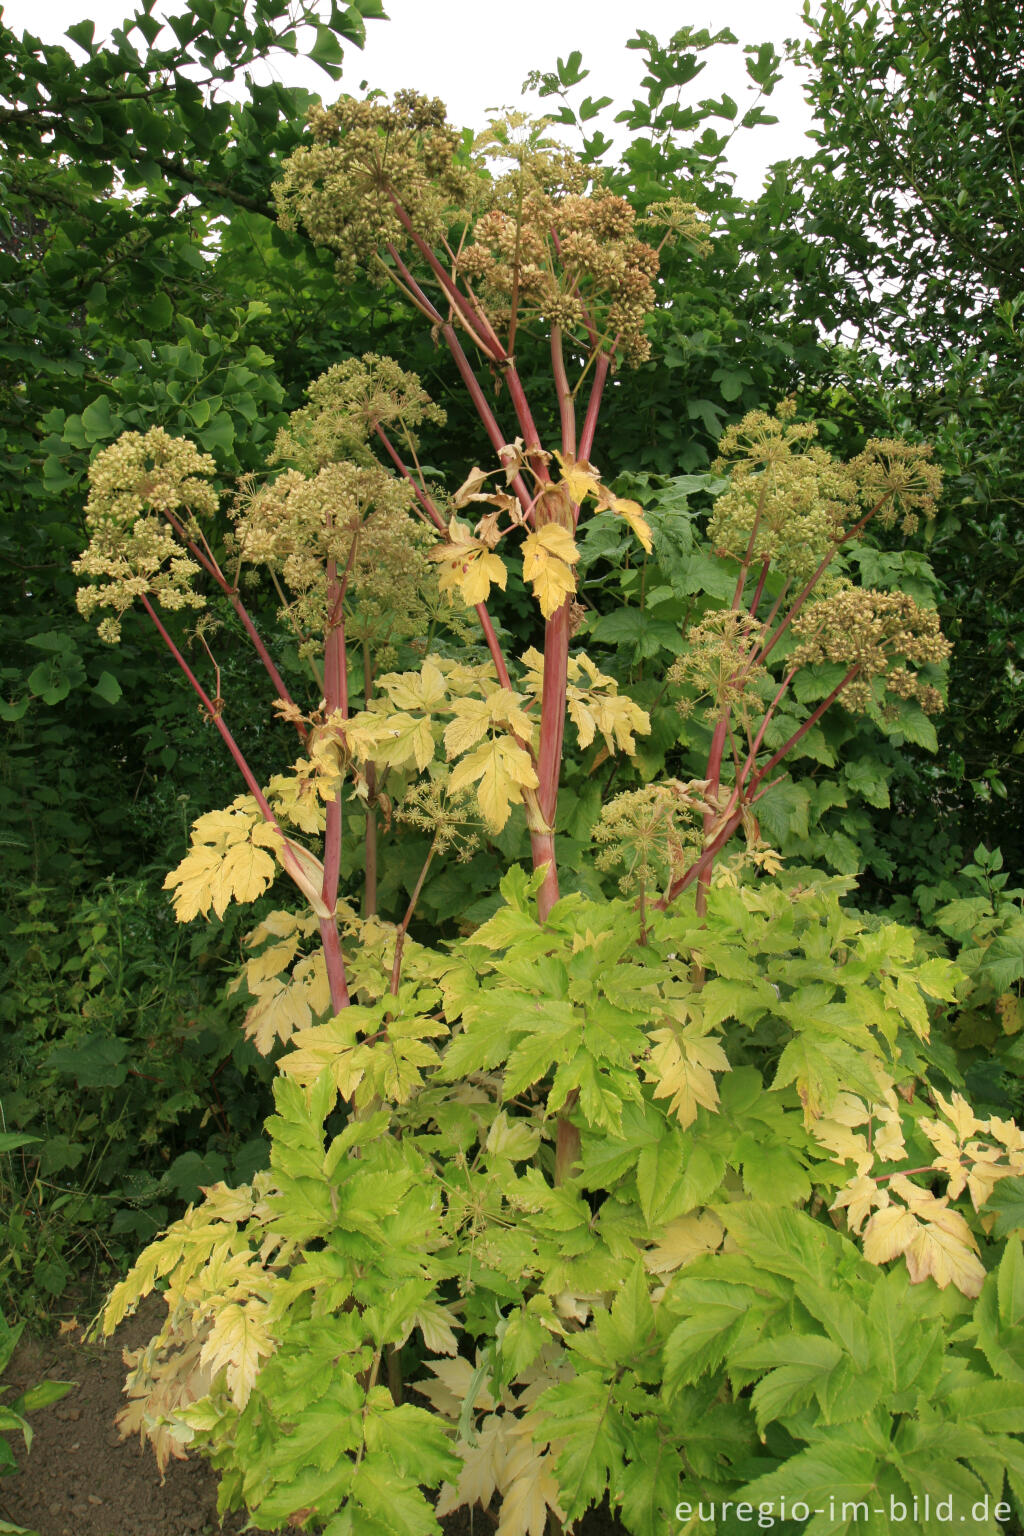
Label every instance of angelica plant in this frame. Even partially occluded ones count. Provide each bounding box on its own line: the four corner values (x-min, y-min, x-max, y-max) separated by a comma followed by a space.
70, 89, 1024, 1536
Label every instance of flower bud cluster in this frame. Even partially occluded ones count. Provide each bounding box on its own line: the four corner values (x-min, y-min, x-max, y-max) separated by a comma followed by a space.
593, 780, 716, 896
273, 355, 446, 474
275, 97, 708, 367
273, 91, 473, 283
710, 405, 943, 584
710, 405, 859, 583
74, 428, 215, 642
791, 586, 951, 715
229, 460, 428, 640
668, 611, 769, 729
458, 184, 666, 365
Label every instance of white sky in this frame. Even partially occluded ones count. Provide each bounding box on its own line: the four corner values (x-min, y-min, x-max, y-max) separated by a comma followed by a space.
2, 0, 818, 195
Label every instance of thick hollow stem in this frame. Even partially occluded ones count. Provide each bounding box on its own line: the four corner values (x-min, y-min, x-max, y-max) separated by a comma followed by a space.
534, 601, 570, 921
319, 914, 350, 1014
578, 352, 610, 463
363, 645, 378, 919
322, 563, 348, 918
551, 327, 576, 461
697, 708, 732, 915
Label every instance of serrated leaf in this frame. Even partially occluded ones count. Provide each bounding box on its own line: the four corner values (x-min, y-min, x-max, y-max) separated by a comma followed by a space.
199, 1300, 274, 1410
521, 524, 579, 618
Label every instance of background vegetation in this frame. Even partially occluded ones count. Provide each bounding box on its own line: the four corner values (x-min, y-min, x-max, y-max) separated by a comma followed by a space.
0, 0, 1020, 1434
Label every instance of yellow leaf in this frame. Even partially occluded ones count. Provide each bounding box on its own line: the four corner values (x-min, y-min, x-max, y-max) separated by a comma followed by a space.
933, 1088, 981, 1141
239, 937, 300, 990
518, 647, 546, 699
861, 1203, 919, 1264
416, 1357, 496, 1419
521, 525, 579, 615
811, 1117, 871, 1173
645, 1212, 724, 1274
997, 992, 1024, 1035
453, 465, 491, 506
589, 693, 651, 755
497, 1436, 566, 1536
904, 1222, 986, 1297
199, 1299, 274, 1411
966, 1159, 1012, 1211
486, 688, 536, 744
243, 950, 330, 1055
436, 1414, 509, 1519
463, 551, 508, 606
412, 1302, 461, 1357
430, 520, 508, 608
163, 798, 278, 922
553, 451, 603, 507
380, 657, 449, 713
567, 695, 598, 750
449, 738, 539, 831
831, 1175, 886, 1234
267, 769, 325, 835
244, 908, 315, 948
212, 841, 278, 919
374, 712, 437, 772
444, 696, 494, 757
530, 522, 579, 565
646, 1026, 729, 1129
610, 495, 653, 553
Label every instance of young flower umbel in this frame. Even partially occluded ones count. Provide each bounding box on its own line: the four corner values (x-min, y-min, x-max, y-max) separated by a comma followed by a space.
228, 460, 430, 646
593, 781, 716, 898
396, 781, 480, 862
75, 428, 215, 642
668, 611, 770, 731
272, 355, 446, 474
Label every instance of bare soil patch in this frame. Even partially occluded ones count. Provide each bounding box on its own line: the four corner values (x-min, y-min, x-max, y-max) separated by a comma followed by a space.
3, 1300, 625, 1536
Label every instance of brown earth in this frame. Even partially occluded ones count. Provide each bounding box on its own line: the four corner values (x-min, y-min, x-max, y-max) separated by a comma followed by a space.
3, 1300, 625, 1536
